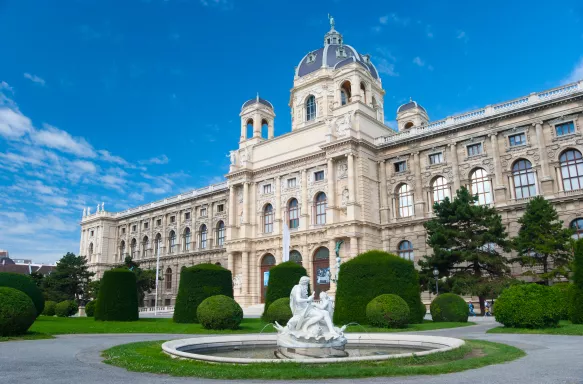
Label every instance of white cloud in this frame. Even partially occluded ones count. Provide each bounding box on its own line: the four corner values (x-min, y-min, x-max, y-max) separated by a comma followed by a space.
375, 47, 399, 77
379, 15, 389, 25
379, 13, 409, 27
140, 154, 169, 165
0, 81, 12, 92
456, 30, 469, 42
562, 57, 583, 84
413, 57, 425, 67
129, 192, 144, 201
0, 108, 33, 139
32, 123, 96, 158
72, 160, 97, 174
23, 73, 46, 86
199, 0, 233, 10
98, 149, 128, 165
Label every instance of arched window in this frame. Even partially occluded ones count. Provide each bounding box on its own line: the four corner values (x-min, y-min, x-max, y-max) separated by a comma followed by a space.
314, 247, 329, 260
184, 228, 191, 251
512, 159, 536, 198
360, 82, 366, 104
215, 262, 222, 266
88, 243, 93, 258
142, 236, 149, 257
263, 204, 274, 233
155, 233, 162, 256
262, 254, 276, 266
165, 267, 172, 290
216, 221, 225, 246
169, 230, 176, 254
199, 225, 207, 249
570, 218, 583, 240
560, 149, 583, 191
119, 240, 126, 260
404, 122, 414, 129
397, 240, 414, 261
288, 198, 299, 229
431, 176, 450, 205
397, 184, 413, 217
470, 168, 493, 205
290, 250, 302, 265
315, 192, 327, 225
130, 238, 137, 258
306, 95, 316, 121
261, 119, 269, 138
340, 81, 351, 106
246, 118, 253, 138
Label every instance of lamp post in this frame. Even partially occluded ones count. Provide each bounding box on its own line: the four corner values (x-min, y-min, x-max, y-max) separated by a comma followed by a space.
433, 267, 439, 296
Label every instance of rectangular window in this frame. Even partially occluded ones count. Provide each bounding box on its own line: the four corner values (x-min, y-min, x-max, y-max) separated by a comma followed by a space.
156, 219, 161, 226
143, 222, 148, 229
287, 178, 297, 188
428, 153, 443, 165
184, 212, 190, 220
170, 216, 175, 223
131, 225, 136, 232
164, 298, 171, 306
556, 121, 575, 137
467, 143, 483, 157
314, 171, 325, 181
263, 184, 272, 194
121, 228, 126, 234
90, 230, 94, 237
200, 208, 207, 217
394, 161, 407, 173
508, 133, 526, 147
217, 204, 224, 212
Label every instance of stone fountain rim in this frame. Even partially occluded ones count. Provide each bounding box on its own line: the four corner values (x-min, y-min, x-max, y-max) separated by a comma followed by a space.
161, 333, 465, 364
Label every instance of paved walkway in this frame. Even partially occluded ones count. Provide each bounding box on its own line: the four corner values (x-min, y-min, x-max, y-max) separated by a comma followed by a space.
1, 323, 582, 384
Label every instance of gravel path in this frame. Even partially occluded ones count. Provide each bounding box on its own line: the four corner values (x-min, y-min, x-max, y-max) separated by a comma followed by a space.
1, 323, 582, 384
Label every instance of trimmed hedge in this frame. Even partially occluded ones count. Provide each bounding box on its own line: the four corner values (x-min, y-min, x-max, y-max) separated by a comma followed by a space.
42, 301, 57, 316
0, 272, 45, 317
173, 263, 233, 323
262, 261, 308, 319
0, 287, 37, 336
85, 300, 96, 317
55, 300, 78, 317
366, 294, 410, 328
264, 297, 293, 325
197, 295, 243, 330
549, 283, 571, 320
494, 284, 561, 328
334, 250, 425, 324
95, 269, 139, 321
572, 239, 583, 324
430, 293, 468, 323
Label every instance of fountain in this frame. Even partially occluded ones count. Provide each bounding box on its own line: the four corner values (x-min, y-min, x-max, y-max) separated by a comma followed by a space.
162, 276, 466, 364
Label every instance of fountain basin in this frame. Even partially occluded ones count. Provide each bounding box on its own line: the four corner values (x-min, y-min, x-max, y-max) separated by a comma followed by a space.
162, 333, 465, 364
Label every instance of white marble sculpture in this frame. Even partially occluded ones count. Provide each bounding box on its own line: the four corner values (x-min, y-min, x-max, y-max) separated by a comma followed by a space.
274, 276, 347, 357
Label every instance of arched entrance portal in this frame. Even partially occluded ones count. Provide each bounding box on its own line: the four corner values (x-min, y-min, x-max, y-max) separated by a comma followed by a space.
260, 254, 276, 303
312, 247, 330, 300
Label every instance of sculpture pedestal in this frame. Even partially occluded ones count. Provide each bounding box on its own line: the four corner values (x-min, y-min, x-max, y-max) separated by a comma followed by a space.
276, 327, 348, 359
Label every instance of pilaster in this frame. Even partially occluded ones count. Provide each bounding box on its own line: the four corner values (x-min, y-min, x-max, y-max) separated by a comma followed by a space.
534, 121, 554, 195
412, 152, 426, 218
379, 160, 389, 224
490, 132, 507, 203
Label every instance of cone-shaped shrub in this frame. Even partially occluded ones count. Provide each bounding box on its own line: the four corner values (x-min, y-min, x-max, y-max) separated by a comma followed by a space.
197, 295, 243, 330
264, 297, 293, 325
572, 239, 583, 324
430, 293, 468, 322
262, 261, 307, 319
334, 250, 424, 324
95, 268, 139, 321
173, 263, 233, 323
0, 272, 44, 317
0, 287, 37, 336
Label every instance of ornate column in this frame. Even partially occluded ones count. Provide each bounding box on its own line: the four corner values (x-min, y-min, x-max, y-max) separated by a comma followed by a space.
412, 152, 426, 218
300, 170, 309, 228
268, 122, 274, 139
449, 143, 460, 193
326, 158, 336, 224
328, 239, 338, 296
227, 252, 234, 273
351, 76, 361, 102
228, 185, 236, 226
346, 153, 360, 220
240, 120, 246, 141
243, 182, 250, 224
349, 236, 358, 258
275, 176, 281, 233
379, 160, 389, 224
490, 133, 507, 203
253, 112, 261, 138
242, 251, 249, 297
534, 121, 554, 195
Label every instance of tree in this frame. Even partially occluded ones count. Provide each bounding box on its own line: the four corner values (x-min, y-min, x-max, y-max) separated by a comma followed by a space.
118, 256, 156, 305
87, 279, 101, 300
511, 196, 573, 284
42, 252, 94, 304
419, 187, 512, 314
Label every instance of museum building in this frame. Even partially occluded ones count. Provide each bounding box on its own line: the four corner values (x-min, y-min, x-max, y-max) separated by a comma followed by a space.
80, 20, 583, 308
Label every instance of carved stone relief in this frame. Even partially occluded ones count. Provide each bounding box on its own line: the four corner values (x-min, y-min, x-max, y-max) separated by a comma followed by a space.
336, 159, 348, 179
341, 189, 349, 206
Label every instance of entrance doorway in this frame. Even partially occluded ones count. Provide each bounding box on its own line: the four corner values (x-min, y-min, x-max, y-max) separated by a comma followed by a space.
260, 254, 276, 303
312, 247, 330, 300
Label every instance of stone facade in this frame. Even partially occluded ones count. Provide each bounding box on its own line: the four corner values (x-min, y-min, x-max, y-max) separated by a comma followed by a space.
80, 22, 583, 308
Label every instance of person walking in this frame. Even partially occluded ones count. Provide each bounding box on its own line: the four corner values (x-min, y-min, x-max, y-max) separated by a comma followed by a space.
468, 301, 476, 316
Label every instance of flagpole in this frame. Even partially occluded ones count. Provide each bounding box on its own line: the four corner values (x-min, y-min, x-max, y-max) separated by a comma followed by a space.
154, 241, 160, 316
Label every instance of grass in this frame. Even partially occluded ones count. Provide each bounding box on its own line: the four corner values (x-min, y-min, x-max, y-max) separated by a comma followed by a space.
488, 320, 583, 336
29, 316, 474, 336
0, 332, 54, 342
102, 339, 524, 379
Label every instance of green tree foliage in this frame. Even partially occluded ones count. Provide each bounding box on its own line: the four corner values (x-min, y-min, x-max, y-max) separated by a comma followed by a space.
549, 283, 572, 320
365, 294, 410, 328
263, 297, 293, 325
85, 300, 97, 317
55, 300, 79, 317
571, 239, 583, 324
334, 250, 424, 325
511, 196, 572, 284
173, 264, 233, 323
42, 252, 94, 303
196, 295, 243, 330
118, 256, 156, 305
262, 261, 308, 319
430, 293, 468, 322
95, 268, 139, 321
87, 279, 101, 301
0, 287, 37, 336
42, 301, 57, 316
0, 272, 45, 317
419, 187, 512, 314
494, 284, 561, 328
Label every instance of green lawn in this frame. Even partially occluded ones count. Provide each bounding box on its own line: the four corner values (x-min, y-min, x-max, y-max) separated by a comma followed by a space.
102, 339, 524, 380
488, 320, 583, 336
0, 332, 54, 342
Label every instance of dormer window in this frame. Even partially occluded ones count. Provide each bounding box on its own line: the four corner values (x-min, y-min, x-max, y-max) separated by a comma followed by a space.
332, 37, 337, 44
363, 54, 371, 64
306, 53, 316, 64
336, 46, 347, 58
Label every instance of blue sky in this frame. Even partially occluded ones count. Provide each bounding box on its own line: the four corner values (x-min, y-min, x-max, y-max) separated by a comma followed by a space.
0, 0, 582, 264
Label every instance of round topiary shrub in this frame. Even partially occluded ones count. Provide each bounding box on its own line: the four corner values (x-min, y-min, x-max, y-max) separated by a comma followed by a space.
365, 294, 410, 328
264, 297, 292, 325
95, 269, 139, 321
196, 295, 243, 330
55, 300, 78, 317
173, 263, 233, 324
0, 287, 37, 336
334, 250, 425, 325
0, 272, 44, 317
85, 300, 96, 317
262, 261, 308, 320
42, 301, 57, 316
430, 293, 468, 323
494, 284, 561, 328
